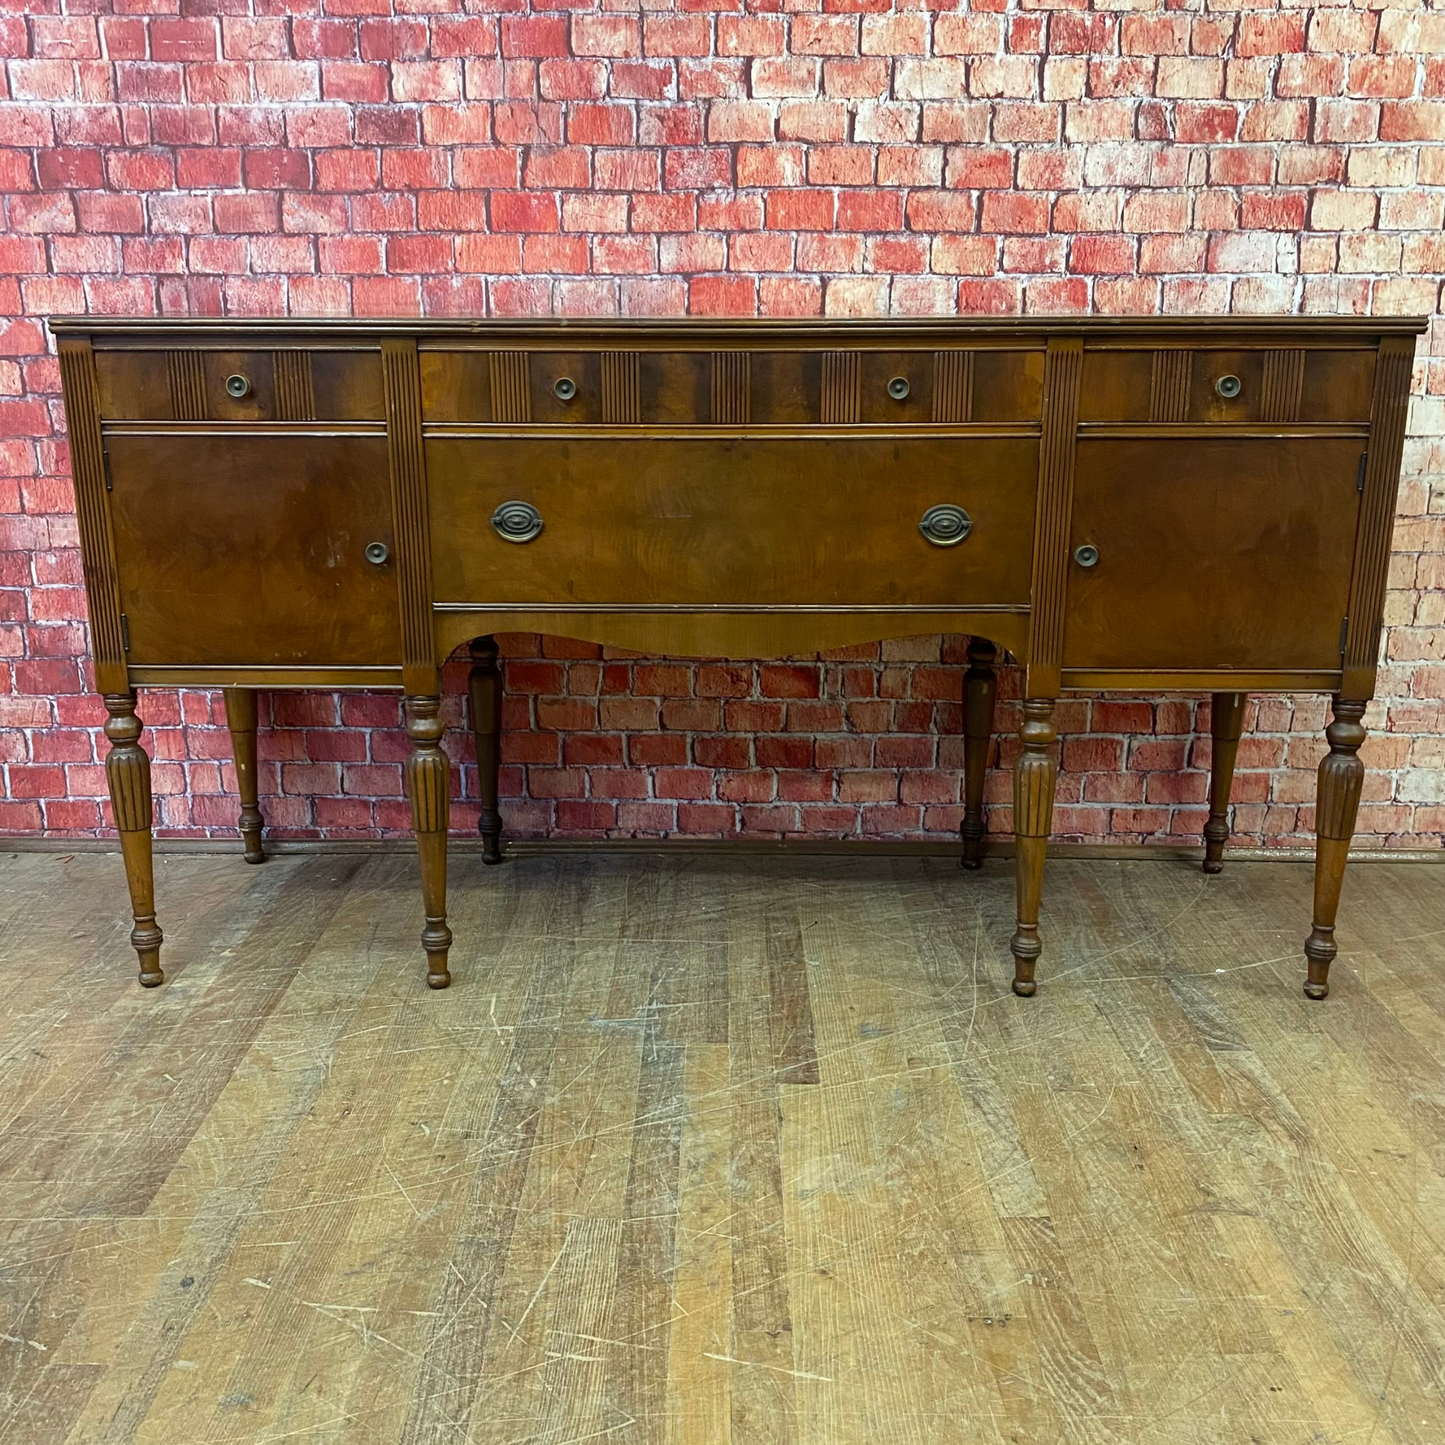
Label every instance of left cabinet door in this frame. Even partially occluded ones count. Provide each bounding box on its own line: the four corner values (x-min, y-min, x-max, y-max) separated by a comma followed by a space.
105, 432, 401, 667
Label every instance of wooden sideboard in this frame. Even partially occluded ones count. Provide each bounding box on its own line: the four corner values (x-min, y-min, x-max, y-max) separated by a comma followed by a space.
51, 316, 1424, 999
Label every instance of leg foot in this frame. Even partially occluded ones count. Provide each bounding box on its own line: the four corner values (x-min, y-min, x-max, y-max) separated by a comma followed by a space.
1303, 698, 1366, 1000
104, 693, 164, 987
467, 636, 504, 866
224, 688, 266, 864
1203, 692, 1246, 874
406, 695, 453, 989
1011, 698, 1057, 997
960, 637, 997, 871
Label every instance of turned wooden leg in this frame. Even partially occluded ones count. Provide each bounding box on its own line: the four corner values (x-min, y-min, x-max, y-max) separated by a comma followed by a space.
103, 693, 164, 987
960, 637, 998, 871
467, 636, 504, 866
1304, 697, 1367, 1000
406, 694, 453, 989
1202, 691, 1246, 875
1010, 698, 1057, 998
223, 688, 266, 864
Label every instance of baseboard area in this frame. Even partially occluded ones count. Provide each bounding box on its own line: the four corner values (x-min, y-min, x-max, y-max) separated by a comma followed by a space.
4, 836, 1442, 864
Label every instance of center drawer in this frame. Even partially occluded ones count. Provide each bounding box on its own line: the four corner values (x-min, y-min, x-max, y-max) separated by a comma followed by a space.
427, 435, 1038, 609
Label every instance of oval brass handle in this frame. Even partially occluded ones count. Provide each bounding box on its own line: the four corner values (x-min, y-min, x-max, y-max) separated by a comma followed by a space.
919, 504, 971, 547
225, 373, 252, 399
887, 376, 911, 401
1073, 543, 1099, 568
364, 541, 390, 565
553, 376, 576, 401
492, 500, 544, 544
1215, 374, 1241, 399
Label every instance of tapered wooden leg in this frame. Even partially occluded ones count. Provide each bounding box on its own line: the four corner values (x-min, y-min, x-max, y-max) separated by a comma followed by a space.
1304, 697, 1367, 1000
103, 693, 164, 987
467, 636, 504, 866
1010, 697, 1057, 998
1202, 691, 1246, 874
223, 688, 266, 864
406, 695, 453, 989
960, 637, 998, 871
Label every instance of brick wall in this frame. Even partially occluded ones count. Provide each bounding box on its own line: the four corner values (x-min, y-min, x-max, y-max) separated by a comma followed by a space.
2, 1, 1443, 849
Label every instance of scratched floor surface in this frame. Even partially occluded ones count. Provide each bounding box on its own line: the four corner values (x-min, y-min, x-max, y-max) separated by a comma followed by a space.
2, 847, 1444, 1445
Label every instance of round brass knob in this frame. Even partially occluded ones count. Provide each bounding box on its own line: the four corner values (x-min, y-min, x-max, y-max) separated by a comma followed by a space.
364, 541, 390, 565
1214, 374, 1241, 399
492, 500, 544, 544
553, 376, 576, 401
1073, 543, 1099, 568
887, 376, 911, 401
225, 373, 252, 399
919, 504, 971, 547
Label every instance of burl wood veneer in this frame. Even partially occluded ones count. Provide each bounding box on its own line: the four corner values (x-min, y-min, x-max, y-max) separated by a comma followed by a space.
52, 316, 1423, 1000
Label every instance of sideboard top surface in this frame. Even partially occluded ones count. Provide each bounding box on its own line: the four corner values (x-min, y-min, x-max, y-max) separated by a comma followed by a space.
49, 315, 1429, 347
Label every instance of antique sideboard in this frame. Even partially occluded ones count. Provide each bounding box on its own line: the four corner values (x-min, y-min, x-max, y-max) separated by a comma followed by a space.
51, 316, 1423, 1000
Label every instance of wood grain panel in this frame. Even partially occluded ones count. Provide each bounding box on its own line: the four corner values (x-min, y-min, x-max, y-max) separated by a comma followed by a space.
820, 351, 861, 424
1261, 349, 1305, 423
105, 432, 399, 666
601, 351, 641, 424
167, 350, 207, 421
57, 338, 127, 693
382, 339, 436, 691
489, 350, 531, 423
427, 434, 1039, 610
1065, 436, 1364, 671
1023, 337, 1082, 697
1343, 335, 1415, 697
1150, 349, 1191, 422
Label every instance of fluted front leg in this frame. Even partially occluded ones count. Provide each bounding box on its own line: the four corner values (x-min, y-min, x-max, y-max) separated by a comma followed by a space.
104, 693, 164, 987
1202, 691, 1246, 874
960, 637, 998, 871
405, 695, 453, 989
1010, 698, 1057, 997
1304, 698, 1367, 1000
467, 636, 504, 866
224, 688, 266, 864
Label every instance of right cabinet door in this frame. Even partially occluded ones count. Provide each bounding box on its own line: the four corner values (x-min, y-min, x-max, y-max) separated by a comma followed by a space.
1063, 436, 1366, 672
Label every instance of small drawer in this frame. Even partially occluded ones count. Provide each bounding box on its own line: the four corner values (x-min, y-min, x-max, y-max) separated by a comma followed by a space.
1079, 347, 1378, 426
94, 349, 384, 422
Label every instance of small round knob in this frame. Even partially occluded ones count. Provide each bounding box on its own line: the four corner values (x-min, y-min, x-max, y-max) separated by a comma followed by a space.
225, 373, 252, 399
492, 500, 544, 544
919, 504, 971, 547
553, 376, 576, 402
1214, 374, 1241, 399
1073, 543, 1099, 568
887, 376, 911, 401
364, 541, 390, 565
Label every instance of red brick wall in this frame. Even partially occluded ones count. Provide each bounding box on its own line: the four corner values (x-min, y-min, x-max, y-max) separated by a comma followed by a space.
2, 2, 1443, 848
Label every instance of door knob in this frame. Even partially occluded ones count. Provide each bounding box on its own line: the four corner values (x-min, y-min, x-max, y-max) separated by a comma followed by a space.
919, 504, 971, 547
364, 541, 390, 565
1073, 543, 1099, 568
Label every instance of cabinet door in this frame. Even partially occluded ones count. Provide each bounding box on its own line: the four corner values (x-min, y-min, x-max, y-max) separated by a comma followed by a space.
1062, 437, 1365, 672
106, 433, 400, 666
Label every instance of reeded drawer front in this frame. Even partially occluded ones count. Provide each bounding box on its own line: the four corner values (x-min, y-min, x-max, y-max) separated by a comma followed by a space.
1078, 348, 1377, 424
419, 349, 1044, 426
1064, 436, 1365, 671
95, 349, 385, 421
427, 435, 1038, 608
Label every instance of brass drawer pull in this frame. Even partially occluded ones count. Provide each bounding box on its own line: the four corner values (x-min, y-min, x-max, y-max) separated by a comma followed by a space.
887, 376, 911, 401
553, 376, 576, 401
1074, 543, 1099, 568
492, 500, 544, 544
1214, 374, 1241, 399
919, 504, 971, 547
364, 541, 390, 565
225, 373, 252, 399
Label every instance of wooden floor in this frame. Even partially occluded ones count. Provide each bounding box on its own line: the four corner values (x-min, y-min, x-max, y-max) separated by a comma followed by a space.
2, 848, 1444, 1445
